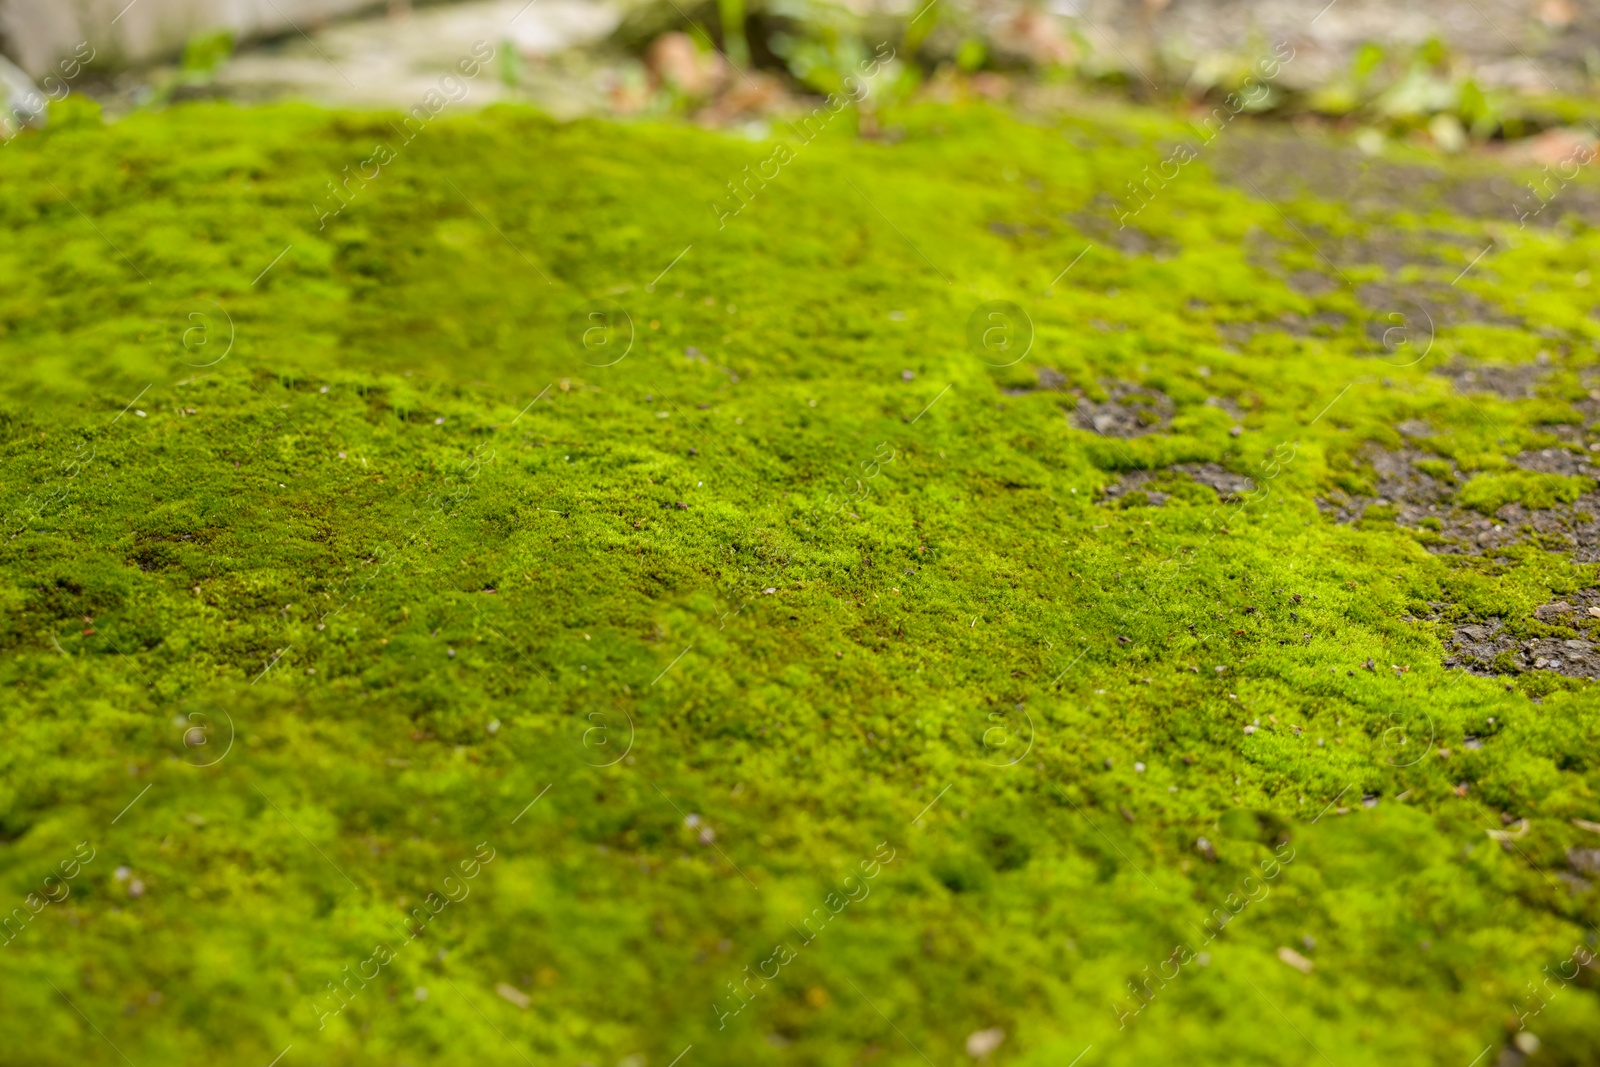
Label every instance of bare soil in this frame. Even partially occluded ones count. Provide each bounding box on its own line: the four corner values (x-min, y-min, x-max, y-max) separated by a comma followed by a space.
1073, 382, 1174, 437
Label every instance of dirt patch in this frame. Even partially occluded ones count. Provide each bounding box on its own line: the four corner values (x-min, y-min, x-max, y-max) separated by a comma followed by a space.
1371, 446, 1454, 503
1217, 311, 1348, 346
1241, 232, 1519, 333
1100, 462, 1255, 507
1538, 385, 1600, 446
1445, 589, 1600, 680
1421, 508, 1555, 557
1356, 280, 1521, 330
1100, 469, 1169, 505
1514, 447, 1596, 477
1179, 462, 1254, 499
1065, 201, 1176, 257
1204, 395, 1244, 420
1437, 496, 1600, 561
1213, 128, 1600, 228
1433, 358, 1553, 399
1217, 133, 1450, 217
1001, 365, 1069, 396
1073, 382, 1174, 438
1288, 270, 1341, 297
1321, 444, 1600, 559
1318, 445, 1455, 524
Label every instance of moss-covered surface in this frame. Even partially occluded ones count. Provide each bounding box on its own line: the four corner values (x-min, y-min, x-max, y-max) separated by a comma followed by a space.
3, 93, 1600, 1066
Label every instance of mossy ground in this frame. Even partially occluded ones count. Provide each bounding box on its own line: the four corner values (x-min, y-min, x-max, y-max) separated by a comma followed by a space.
2, 91, 1599, 1066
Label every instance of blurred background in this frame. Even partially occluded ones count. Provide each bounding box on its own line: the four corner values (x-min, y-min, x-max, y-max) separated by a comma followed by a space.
4, 0, 1600, 157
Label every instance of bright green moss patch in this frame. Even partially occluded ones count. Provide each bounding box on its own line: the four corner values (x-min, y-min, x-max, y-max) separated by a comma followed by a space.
1458, 470, 1590, 513
1, 97, 1599, 1067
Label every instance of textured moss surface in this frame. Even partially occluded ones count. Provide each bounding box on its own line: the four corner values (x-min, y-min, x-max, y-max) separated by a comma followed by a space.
2, 94, 1599, 1066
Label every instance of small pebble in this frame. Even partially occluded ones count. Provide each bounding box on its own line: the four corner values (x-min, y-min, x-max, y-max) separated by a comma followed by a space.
965, 1028, 1005, 1058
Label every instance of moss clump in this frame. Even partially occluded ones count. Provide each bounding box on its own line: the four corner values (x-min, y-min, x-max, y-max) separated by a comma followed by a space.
1, 96, 1600, 1067
1458, 470, 1590, 513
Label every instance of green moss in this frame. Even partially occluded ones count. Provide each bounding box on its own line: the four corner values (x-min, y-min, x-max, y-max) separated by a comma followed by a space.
1412, 458, 1454, 483
1458, 470, 1590, 513
0, 97, 1598, 1067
